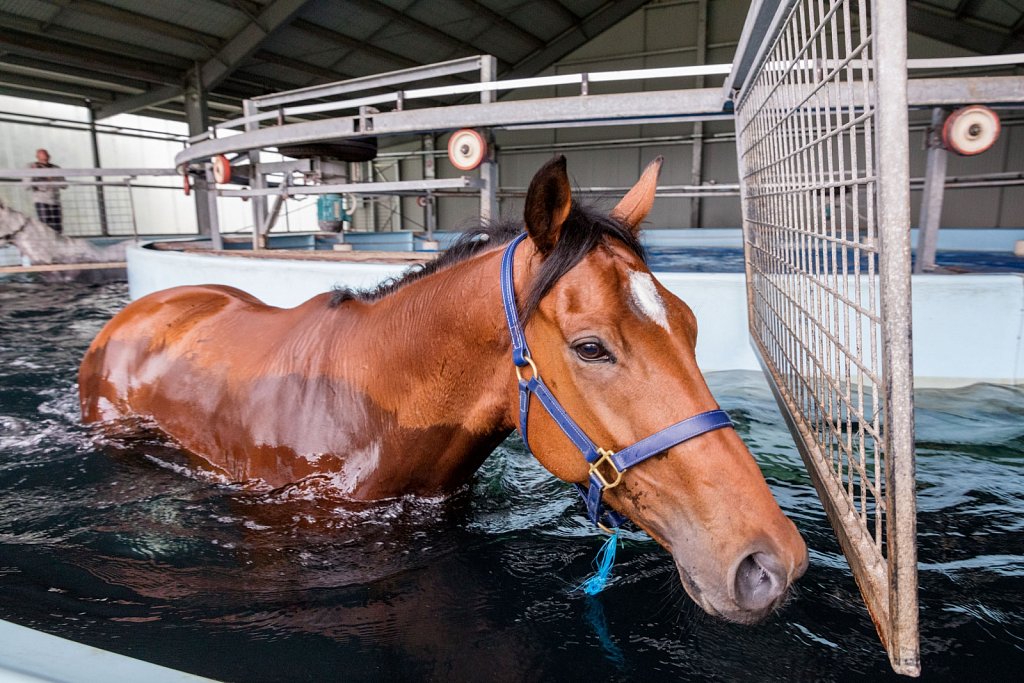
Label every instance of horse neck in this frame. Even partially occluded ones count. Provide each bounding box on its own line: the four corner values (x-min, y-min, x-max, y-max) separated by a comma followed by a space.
326, 243, 527, 439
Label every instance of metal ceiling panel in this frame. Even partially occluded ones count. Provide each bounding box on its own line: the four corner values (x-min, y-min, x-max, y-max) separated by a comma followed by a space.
973, 0, 1021, 27
100, 0, 249, 40
240, 62, 321, 87
298, 0, 390, 37
260, 30, 354, 69
333, 50, 415, 79
0, 0, 53, 21
46, 12, 211, 61
922, 0, 961, 10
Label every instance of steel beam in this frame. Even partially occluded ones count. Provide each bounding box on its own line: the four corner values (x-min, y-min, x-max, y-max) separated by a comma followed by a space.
0, 167, 178, 179
96, 85, 183, 121
721, 0, 794, 104
479, 55, 499, 224
875, 0, 919, 674
216, 177, 483, 198
0, 70, 116, 103
907, 75, 1024, 106
242, 99, 268, 250
177, 87, 726, 166
0, 54, 149, 93
86, 105, 109, 236
200, 0, 313, 90
185, 66, 215, 240
251, 56, 484, 108
0, 26, 181, 85
914, 108, 948, 274
690, 0, 709, 229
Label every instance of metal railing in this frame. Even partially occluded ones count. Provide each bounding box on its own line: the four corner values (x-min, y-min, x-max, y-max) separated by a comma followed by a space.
731, 0, 918, 676
0, 168, 182, 238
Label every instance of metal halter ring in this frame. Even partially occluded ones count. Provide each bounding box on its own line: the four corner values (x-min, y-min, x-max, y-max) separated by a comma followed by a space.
515, 354, 540, 383
589, 448, 623, 490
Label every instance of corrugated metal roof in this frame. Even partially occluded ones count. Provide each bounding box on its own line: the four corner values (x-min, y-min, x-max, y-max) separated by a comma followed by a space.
0, 0, 53, 21
101, 0, 249, 39
49, 11, 211, 61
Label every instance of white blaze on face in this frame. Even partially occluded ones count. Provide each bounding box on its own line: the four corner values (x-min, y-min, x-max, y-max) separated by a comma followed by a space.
628, 270, 670, 332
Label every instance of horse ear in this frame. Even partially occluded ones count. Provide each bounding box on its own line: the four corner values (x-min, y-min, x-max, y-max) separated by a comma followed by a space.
611, 156, 663, 234
524, 155, 572, 256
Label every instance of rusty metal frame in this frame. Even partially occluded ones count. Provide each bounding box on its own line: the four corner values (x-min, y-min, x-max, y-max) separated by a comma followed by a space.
731, 0, 919, 676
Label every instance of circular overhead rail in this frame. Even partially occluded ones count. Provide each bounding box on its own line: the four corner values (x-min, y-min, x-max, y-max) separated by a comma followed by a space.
447, 129, 487, 171
942, 105, 1000, 156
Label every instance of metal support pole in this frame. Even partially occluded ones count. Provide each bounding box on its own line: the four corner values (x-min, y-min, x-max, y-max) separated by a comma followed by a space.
184, 65, 215, 239
479, 55, 499, 223
690, 0, 709, 229
125, 179, 138, 240
422, 134, 436, 232
874, 0, 920, 675
914, 108, 948, 274
242, 98, 268, 249
85, 102, 109, 236
204, 165, 222, 250
365, 161, 377, 233
262, 183, 288, 236
425, 191, 436, 241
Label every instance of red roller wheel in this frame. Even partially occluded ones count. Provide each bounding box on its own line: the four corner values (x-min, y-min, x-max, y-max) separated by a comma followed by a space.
212, 154, 231, 184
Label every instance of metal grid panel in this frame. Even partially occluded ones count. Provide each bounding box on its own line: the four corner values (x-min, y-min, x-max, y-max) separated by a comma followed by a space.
733, 0, 919, 676
17, 183, 138, 237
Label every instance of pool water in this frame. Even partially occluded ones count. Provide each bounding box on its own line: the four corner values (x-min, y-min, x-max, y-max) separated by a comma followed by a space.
646, 247, 1024, 274
1, 277, 1022, 682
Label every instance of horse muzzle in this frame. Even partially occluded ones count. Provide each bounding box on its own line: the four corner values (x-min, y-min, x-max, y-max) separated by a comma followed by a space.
676, 540, 809, 625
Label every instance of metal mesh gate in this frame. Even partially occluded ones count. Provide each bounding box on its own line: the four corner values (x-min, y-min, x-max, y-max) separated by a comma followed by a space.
732, 0, 919, 676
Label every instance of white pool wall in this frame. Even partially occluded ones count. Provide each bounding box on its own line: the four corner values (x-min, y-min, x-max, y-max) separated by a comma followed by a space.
127, 244, 1023, 387
0, 619, 214, 683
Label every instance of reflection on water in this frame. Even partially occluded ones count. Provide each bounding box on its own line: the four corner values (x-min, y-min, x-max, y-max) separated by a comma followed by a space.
0, 277, 1022, 682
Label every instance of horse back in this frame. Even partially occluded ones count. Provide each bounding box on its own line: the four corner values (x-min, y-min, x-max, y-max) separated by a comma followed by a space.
78, 284, 310, 422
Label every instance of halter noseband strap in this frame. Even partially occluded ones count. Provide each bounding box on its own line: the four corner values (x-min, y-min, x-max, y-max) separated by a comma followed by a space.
500, 233, 735, 530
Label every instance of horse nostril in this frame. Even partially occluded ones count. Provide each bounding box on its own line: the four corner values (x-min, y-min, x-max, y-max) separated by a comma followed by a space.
733, 551, 787, 612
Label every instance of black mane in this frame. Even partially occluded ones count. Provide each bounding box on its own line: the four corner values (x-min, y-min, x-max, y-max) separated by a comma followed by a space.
328, 201, 646, 319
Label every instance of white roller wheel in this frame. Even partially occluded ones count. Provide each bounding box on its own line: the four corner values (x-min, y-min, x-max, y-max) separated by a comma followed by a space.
447, 129, 487, 171
942, 105, 1000, 156
343, 194, 359, 215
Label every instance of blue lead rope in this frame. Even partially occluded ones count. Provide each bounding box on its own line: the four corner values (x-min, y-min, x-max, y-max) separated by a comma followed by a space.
577, 530, 619, 595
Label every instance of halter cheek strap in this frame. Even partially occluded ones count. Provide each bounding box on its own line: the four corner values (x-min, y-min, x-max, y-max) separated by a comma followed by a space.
500, 233, 735, 530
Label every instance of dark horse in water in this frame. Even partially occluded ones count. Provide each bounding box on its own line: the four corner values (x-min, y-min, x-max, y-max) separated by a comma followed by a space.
79, 156, 806, 623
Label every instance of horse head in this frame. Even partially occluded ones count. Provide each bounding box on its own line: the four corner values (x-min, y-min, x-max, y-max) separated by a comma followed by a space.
510, 156, 807, 624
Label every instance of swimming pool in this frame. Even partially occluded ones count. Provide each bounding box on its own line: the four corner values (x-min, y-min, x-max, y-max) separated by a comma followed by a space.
1, 276, 1022, 681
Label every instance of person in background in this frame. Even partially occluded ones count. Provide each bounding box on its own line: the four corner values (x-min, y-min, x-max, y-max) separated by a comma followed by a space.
28, 149, 66, 233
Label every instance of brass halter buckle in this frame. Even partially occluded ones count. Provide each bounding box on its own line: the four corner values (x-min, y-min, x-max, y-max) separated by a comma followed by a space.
589, 447, 623, 490
515, 354, 540, 383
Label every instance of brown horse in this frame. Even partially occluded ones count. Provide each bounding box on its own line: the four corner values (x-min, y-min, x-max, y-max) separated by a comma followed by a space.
79, 156, 807, 623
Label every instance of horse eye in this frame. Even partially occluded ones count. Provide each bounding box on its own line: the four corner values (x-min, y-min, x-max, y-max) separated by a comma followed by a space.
573, 340, 611, 362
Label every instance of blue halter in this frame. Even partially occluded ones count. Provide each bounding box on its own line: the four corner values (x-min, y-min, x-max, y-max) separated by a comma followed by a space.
500, 233, 735, 530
